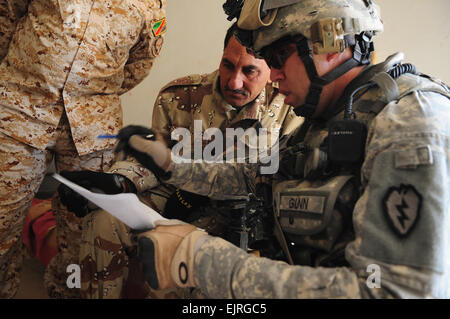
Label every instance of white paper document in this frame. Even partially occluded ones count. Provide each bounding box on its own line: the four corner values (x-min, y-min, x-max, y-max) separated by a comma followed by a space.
53, 173, 167, 230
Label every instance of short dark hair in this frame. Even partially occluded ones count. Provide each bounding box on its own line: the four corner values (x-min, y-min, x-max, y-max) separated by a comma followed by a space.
224, 22, 238, 49
223, 22, 256, 56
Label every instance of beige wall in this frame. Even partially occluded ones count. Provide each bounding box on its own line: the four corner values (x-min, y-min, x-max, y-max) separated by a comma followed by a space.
374, 0, 450, 82
121, 0, 450, 127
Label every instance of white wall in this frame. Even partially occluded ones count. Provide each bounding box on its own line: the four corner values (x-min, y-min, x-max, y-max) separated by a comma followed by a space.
374, 0, 450, 83
121, 0, 450, 127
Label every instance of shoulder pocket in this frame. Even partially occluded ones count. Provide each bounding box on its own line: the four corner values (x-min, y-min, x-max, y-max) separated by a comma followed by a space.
394, 145, 433, 169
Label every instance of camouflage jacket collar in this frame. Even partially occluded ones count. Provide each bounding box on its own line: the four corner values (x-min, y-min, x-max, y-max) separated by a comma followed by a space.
320, 52, 406, 122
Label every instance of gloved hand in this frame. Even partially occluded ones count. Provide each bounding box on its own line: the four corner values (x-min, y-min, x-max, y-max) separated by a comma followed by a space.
58, 170, 137, 218
163, 189, 210, 220
135, 220, 208, 290
115, 125, 172, 178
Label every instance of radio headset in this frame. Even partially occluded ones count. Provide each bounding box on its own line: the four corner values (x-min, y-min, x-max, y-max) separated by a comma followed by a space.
328, 63, 418, 165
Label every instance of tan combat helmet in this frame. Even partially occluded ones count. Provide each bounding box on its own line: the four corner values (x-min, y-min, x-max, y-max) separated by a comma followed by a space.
236, 0, 383, 54
223, 0, 384, 117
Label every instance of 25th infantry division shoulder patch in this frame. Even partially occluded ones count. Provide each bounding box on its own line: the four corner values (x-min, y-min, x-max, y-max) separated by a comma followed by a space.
382, 184, 422, 238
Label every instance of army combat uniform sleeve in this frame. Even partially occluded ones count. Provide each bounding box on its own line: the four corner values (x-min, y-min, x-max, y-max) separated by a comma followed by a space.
344, 79, 450, 298
0, 0, 30, 61
194, 236, 361, 298
165, 162, 259, 200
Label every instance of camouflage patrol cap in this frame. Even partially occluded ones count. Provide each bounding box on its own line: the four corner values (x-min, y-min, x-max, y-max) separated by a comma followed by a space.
237, 0, 384, 54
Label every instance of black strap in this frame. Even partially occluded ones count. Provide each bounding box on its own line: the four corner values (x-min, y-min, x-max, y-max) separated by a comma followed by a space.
293, 39, 324, 118
293, 35, 371, 119
321, 58, 360, 83
294, 83, 322, 117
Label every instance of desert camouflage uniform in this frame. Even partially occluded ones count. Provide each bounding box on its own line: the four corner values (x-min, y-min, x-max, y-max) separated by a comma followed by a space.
152, 70, 300, 144
0, 0, 166, 298
166, 53, 450, 298
79, 69, 304, 298
0, 0, 29, 61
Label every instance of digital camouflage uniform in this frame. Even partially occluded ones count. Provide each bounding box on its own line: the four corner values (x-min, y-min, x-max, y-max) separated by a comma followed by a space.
165, 54, 450, 298
79, 69, 304, 298
0, 0, 29, 61
0, 0, 166, 298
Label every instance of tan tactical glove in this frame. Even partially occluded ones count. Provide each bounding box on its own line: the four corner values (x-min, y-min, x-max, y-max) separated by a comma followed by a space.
128, 135, 172, 172
115, 125, 172, 178
136, 220, 208, 290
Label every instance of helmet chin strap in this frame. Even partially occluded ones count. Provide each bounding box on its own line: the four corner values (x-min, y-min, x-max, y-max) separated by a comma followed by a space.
293, 32, 374, 118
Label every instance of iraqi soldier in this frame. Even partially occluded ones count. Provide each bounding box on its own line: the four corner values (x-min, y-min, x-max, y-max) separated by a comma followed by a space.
0, 0, 167, 298
121, 0, 450, 298
58, 23, 303, 298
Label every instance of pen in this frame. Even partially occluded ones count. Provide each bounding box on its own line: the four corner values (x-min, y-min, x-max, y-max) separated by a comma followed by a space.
97, 134, 155, 139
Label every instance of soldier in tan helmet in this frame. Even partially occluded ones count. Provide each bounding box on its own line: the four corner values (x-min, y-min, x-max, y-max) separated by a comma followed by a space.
0, 0, 167, 298
57, 22, 303, 298
117, 0, 450, 298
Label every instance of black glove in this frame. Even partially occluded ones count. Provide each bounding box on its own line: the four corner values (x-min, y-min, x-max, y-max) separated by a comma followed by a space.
57, 170, 136, 218
115, 125, 156, 155
163, 189, 210, 220
115, 125, 171, 179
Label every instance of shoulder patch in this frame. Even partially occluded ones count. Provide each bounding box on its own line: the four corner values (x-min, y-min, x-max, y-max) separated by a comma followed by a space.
152, 18, 167, 37
382, 184, 422, 238
159, 74, 204, 93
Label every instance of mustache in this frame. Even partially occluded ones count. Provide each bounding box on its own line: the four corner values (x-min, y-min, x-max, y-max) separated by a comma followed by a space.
225, 87, 248, 97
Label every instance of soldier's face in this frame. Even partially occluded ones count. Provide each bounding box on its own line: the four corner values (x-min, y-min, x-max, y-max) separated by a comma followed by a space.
268, 43, 334, 117
266, 43, 311, 108
219, 36, 271, 107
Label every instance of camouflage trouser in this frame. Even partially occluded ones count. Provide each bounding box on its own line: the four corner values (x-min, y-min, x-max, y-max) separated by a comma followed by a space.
80, 208, 182, 299
79, 189, 200, 299
0, 114, 114, 299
